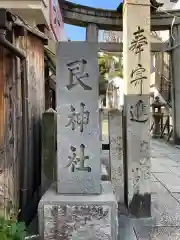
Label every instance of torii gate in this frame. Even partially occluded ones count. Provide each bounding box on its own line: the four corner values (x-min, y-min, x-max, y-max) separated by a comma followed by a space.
60, 0, 180, 144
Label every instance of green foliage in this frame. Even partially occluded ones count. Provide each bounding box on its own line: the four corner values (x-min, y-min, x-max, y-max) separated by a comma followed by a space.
98, 53, 109, 79
0, 217, 26, 240
0, 200, 27, 240
98, 52, 123, 81
108, 71, 122, 79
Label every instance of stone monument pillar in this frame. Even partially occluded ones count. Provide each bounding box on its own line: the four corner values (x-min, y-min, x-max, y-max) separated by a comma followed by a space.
108, 109, 124, 204
38, 24, 117, 240
123, 0, 151, 217
171, 25, 180, 144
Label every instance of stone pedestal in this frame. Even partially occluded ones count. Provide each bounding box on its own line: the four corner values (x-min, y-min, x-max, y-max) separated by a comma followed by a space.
38, 181, 118, 240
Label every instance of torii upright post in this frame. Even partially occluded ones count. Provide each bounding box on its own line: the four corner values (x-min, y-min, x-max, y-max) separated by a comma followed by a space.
123, 0, 151, 217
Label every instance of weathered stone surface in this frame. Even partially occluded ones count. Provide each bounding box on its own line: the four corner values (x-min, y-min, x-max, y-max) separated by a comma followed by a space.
166, 153, 180, 164
101, 164, 109, 181
123, 0, 151, 217
99, 108, 103, 142
38, 182, 118, 240
61, 0, 179, 31
147, 140, 180, 227
56, 42, 101, 194
151, 158, 173, 173
41, 109, 57, 195
151, 173, 158, 182
119, 227, 137, 240
108, 109, 124, 203
135, 226, 180, 239
115, 140, 180, 239
150, 183, 180, 226
172, 193, 180, 202
129, 193, 151, 218
125, 95, 151, 216
171, 24, 180, 144
154, 172, 180, 192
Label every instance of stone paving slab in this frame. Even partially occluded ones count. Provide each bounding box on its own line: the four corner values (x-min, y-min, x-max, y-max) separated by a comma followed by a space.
150, 181, 167, 194
166, 154, 180, 164
134, 226, 180, 240
169, 166, 180, 179
151, 194, 180, 226
119, 227, 137, 240
154, 172, 180, 193
118, 215, 137, 240
150, 151, 167, 158
150, 172, 180, 227
151, 157, 179, 167
172, 193, 180, 202
151, 162, 172, 173
100, 128, 180, 239
151, 173, 158, 182
120, 140, 180, 239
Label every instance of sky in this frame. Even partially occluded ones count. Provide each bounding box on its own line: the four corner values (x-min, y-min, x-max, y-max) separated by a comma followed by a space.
64, 0, 122, 41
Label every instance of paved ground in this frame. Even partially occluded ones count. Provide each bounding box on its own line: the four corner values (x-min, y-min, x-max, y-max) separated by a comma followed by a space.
101, 116, 180, 239
118, 139, 180, 240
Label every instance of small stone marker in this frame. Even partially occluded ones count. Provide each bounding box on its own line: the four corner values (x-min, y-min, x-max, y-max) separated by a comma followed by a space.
56, 42, 101, 194
41, 108, 57, 195
108, 109, 124, 203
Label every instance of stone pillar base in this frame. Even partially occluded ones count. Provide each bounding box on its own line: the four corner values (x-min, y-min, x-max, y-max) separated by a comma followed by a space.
38, 181, 118, 240
129, 193, 151, 218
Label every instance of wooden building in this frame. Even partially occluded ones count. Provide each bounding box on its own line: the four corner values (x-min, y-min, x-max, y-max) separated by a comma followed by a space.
0, 9, 48, 222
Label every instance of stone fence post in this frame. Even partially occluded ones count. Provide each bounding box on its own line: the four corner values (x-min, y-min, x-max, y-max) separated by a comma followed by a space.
41, 108, 57, 195
108, 109, 124, 204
